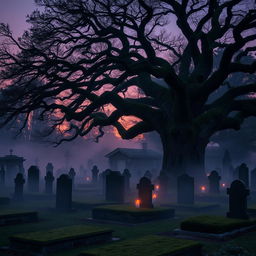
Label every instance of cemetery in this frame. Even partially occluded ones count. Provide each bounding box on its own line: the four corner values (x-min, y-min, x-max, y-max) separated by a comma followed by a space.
0, 1, 256, 256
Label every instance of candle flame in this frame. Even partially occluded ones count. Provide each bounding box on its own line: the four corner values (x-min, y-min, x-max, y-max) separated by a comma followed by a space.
152, 193, 157, 199
135, 199, 141, 208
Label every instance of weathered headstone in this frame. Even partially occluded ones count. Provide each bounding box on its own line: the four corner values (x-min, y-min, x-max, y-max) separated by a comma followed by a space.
208, 170, 221, 194
45, 171, 55, 194
122, 168, 131, 193
56, 174, 72, 211
105, 171, 125, 203
46, 162, 54, 175
14, 173, 25, 201
137, 177, 154, 208
27, 166, 40, 193
144, 170, 152, 180
0, 166, 5, 186
251, 168, 256, 191
227, 180, 249, 219
68, 168, 76, 188
238, 163, 249, 188
177, 174, 194, 204
91, 165, 99, 185
100, 169, 111, 194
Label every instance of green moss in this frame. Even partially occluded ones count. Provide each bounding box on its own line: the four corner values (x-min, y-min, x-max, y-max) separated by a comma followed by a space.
81, 235, 201, 256
11, 225, 113, 244
181, 215, 256, 234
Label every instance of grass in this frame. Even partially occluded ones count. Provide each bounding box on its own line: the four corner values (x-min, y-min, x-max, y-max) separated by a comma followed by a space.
181, 215, 256, 234
80, 235, 201, 256
11, 225, 112, 244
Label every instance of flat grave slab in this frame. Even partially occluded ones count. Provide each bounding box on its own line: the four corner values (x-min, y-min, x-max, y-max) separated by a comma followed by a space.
161, 203, 219, 212
80, 235, 202, 256
92, 205, 175, 223
0, 210, 38, 226
174, 215, 256, 241
10, 225, 113, 255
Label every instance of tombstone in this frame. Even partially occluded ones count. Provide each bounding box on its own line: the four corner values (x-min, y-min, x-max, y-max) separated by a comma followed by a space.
144, 170, 152, 180
105, 171, 125, 203
227, 180, 249, 219
91, 165, 99, 185
100, 169, 111, 194
14, 173, 25, 201
68, 168, 76, 188
208, 170, 221, 194
157, 171, 169, 200
250, 168, 256, 191
122, 168, 131, 193
45, 171, 55, 194
177, 174, 194, 204
238, 163, 249, 188
46, 163, 54, 175
0, 166, 5, 186
137, 177, 154, 208
56, 174, 72, 211
27, 166, 40, 193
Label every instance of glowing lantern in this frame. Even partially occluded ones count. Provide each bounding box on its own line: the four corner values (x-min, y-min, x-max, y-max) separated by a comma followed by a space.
155, 185, 160, 191
135, 199, 141, 208
200, 186, 206, 192
222, 183, 226, 187
152, 193, 157, 199
86, 177, 90, 181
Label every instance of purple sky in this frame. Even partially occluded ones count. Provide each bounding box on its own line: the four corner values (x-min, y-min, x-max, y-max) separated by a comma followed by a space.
0, 0, 37, 37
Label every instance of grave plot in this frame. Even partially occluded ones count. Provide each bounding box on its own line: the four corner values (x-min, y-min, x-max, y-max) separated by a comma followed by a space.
0, 210, 38, 226
80, 235, 202, 256
9, 225, 113, 255
174, 215, 256, 240
92, 205, 175, 223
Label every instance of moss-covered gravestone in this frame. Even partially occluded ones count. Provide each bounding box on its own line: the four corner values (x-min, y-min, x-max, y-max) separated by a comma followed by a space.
27, 165, 40, 193
137, 177, 154, 208
14, 173, 25, 201
0, 166, 5, 186
56, 174, 72, 211
177, 174, 194, 205
45, 171, 54, 194
91, 165, 99, 185
68, 168, 76, 188
105, 171, 125, 203
122, 168, 131, 193
208, 170, 221, 194
227, 180, 249, 219
251, 168, 256, 191
238, 163, 249, 188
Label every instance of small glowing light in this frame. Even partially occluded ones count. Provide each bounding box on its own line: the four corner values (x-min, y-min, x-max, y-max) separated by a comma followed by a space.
200, 186, 206, 192
135, 199, 141, 208
222, 183, 226, 187
86, 177, 90, 181
155, 185, 160, 191
152, 193, 157, 199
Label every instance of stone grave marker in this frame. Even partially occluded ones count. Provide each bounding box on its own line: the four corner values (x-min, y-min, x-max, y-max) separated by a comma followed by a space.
122, 168, 131, 193
105, 171, 125, 203
14, 173, 25, 201
238, 163, 249, 188
137, 177, 154, 208
91, 165, 99, 185
208, 170, 221, 194
45, 171, 55, 194
27, 166, 40, 193
68, 168, 76, 188
177, 174, 194, 204
227, 180, 249, 219
100, 169, 111, 194
46, 163, 54, 175
56, 174, 72, 211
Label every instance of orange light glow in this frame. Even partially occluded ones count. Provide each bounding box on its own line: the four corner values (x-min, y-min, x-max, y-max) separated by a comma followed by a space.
155, 185, 160, 191
135, 199, 141, 208
152, 193, 157, 199
200, 186, 206, 192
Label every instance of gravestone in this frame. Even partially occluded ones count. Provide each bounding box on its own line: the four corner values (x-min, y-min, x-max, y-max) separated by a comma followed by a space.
105, 171, 125, 203
250, 168, 256, 191
91, 165, 99, 185
177, 174, 194, 204
208, 170, 221, 194
68, 168, 76, 188
27, 166, 40, 193
144, 170, 152, 180
227, 180, 249, 219
238, 163, 249, 188
46, 163, 54, 175
56, 174, 72, 211
14, 173, 25, 201
158, 171, 169, 200
100, 169, 111, 194
122, 168, 131, 193
45, 171, 55, 194
0, 166, 5, 186
137, 177, 154, 208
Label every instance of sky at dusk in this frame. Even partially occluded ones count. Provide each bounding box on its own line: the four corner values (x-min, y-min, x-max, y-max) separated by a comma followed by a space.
0, 0, 37, 37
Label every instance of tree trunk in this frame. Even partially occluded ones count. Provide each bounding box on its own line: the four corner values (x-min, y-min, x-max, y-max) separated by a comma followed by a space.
160, 128, 208, 187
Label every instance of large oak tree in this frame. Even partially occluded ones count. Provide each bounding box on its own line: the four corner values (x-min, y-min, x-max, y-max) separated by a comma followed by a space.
0, 0, 256, 183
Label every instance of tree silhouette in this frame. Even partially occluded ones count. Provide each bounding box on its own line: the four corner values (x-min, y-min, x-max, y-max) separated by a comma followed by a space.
0, 0, 256, 183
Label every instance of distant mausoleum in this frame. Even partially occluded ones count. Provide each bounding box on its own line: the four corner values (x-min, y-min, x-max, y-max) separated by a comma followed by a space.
105, 144, 162, 179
